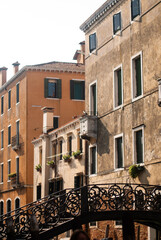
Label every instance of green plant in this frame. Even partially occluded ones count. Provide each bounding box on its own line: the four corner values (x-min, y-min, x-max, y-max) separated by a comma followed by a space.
73, 150, 81, 159
8, 172, 16, 178
35, 164, 42, 172
47, 160, 55, 168
129, 164, 144, 179
63, 154, 71, 162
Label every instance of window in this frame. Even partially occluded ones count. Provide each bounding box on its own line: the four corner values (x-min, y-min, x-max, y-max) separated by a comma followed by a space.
113, 12, 121, 34
52, 142, 57, 161
131, 0, 140, 20
0, 163, 3, 183
8, 125, 11, 145
70, 80, 85, 100
44, 78, 61, 99
39, 147, 42, 166
90, 221, 97, 227
7, 199, 11, 216
1, 130, 4, 149
115, 220, 122, 226
15, 198, 20, 223
16, 83, 19, 103
59, 140, 63, 160
133, 127, 144, 164
16, 120, 20, 145
132, 53, 142, 99
114, 134, 123, 169
49, 179, 63, 194
114, 66, 123, 108
1, 96, 4, 115
53, 117, 59, 129
37, 185, 41, 200
90, 145, 97, 175
68, 136, 72, 156
8, 90, 11, 109
89, 33, 96, 53
77, 132, 83, 153
74, 174, 83, 188
90, 81, 97, 116
16, 157, 19, 184
0, 201, 4, 217
8, 160, 11, 181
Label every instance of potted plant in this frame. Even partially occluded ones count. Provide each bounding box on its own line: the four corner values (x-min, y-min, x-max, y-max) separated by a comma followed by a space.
8, 173, 17, 186
63, 154, 71, 162
129, 164, 145, 179
73, 150, 82, 159
47, 160, 55, 168
35, 164, 42, 172
8, 172, 17, 178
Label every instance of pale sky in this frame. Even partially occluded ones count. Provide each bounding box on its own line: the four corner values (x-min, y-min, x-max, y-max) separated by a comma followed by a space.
0, 0, 106, 80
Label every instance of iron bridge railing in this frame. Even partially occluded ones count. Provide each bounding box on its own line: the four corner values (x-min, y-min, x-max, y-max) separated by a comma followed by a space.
1, 183, 161, 239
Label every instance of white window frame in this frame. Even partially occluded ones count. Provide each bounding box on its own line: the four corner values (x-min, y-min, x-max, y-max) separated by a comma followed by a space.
7, 159, 11, 182
70, 79, 85, 102
131, 51, 143, 101
113, 11, 122, 36
130, 0, 141, 23
89, 144, 97, 176
113, 64, 123, 109
89, 80, 97, 116
114, 133, 124, 170
0, 163, 3, 184
133, 125, 144, 164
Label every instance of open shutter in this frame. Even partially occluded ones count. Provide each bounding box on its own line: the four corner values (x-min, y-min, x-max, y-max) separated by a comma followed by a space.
56, 79, 62, 98
70, 80, 74, 99
44, 78, 48, 98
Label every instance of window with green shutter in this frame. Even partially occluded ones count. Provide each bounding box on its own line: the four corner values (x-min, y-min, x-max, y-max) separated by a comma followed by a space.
113, 12, 121, 34
70, 80, 85, 100
89, 33, 96, 53
131, 0, 140, 20
44, 78, 61, 99
132, 53, 142, 99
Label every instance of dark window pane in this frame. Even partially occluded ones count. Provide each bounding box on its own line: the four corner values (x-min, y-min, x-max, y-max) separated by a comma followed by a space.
117, 69, 122, 106
69, 136, 72, 156
91, 147, 96, 174
53, 117, 59, 129
56, 179, 63, 192
131, 0, 140, 20
0, 201, 3, 217
70, 80, 85, 100
48, 81, 57, 98
16, 158, 19, 184
59, 141, 63, 160
1, 96, 3, 115
113, 12, 121, 34
37, 185, 41, 200
7, 200, 11, 216
89, 33, 96, 53
49, 182, 55, 195
117, 137, 123, 168
8, 90, 11, 109
136, 130, 143, 163
16, 121, 19, 145
92, 84, 96, 115
15, 198, 20, 223
8, 126, 11, 145
16, 83, 19, 103
135, 57, 142, 97
74, 175, 83, 188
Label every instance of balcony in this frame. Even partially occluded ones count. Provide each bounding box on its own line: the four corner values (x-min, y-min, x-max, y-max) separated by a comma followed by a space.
11, 135, 20, 151
8, 173, 20, 188
80, 115, 97, 140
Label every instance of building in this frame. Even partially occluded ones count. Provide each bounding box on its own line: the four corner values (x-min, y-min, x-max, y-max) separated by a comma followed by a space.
0, 46, 85, 216
80, 0, 161, 239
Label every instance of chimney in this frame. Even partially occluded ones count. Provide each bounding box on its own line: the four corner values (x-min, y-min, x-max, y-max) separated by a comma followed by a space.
42, 107, 54, 133
12, 61, 20, 75
73, 41, 85, 64
0, 67, 8, 87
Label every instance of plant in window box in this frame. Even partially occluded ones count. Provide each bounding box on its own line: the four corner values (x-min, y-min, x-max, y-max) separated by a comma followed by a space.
35, 164, 42, 172
63, 154, 71, 162
129, 164, 144, 179
8, 173, 17, 184
47, 160, 55, 168
73, 150, 82, 160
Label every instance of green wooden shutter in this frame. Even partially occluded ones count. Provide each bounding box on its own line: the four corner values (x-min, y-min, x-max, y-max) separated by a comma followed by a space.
117, 137, 123, 168
117, 69, 122, 106
56, 79, 62, 98
82, 81, 85, 100
136, 130, 143, 163
44, 78, 48, 98
70, 80, 74, 99
135, 57, 142, 97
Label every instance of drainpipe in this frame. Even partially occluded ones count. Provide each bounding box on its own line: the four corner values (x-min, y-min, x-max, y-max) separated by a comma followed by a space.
85, 140, 89, 234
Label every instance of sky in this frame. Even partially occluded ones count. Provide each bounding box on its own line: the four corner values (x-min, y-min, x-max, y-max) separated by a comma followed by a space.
0, 0, 106, 80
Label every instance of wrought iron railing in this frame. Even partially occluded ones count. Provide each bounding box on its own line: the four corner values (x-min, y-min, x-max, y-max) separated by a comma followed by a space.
1, 183, 161, 239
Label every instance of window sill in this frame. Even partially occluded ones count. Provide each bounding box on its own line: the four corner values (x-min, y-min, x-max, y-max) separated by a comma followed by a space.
0, 182, 3, 185
46, 98, 60, 100
114, 104, 123, 111
8, 144, 11, 147
131, 15, 141, 23
7, 180, 11, 183
114, 167, 124, 172
8, 108, 11, 111
113, 30, 122, 37
132, 94, 143, 102
16, 102, 20, 105
1, 113, 4, 117
1, 148, 4, 151
71, 99, 85, 102
89, 173, 97, 177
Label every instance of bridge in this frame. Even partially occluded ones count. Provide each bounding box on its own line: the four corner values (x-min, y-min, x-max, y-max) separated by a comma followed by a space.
1, 183, 161, 239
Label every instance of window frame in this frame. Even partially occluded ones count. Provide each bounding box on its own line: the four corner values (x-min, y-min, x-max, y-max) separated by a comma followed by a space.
131, 51, 143, 101
133, 126, 144, 164
89, 32, 97, 53
114, 133, 124, 170
16, 82, 20, 104
113, 11, 122, 35
8, 125, 11, 146
89, 80, 97, 116
44, 78, 61, 99
74, 174, 83, 188
8, 89, 11, 110
70, 79, 85, 101
1, 130, 4, 150
131, 0, 141, 21
89, 144, 97, 176
113, 64, 123, 109
7, 159, 11, 182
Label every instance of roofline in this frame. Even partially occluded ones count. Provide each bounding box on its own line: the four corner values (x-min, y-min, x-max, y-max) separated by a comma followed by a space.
80, 0, 121, 33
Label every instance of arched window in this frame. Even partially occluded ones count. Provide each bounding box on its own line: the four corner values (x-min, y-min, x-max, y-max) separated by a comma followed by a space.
6, 199, 11, 216
15, 198, 20, 223
0, 201, 4, 216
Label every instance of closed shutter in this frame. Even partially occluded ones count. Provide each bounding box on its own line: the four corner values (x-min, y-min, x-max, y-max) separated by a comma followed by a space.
56, 79, 62, 98
117, 69, 122, 106
89, 33, 96, 53
135, 57, 141, 97
117, 137, 123, 168
136, 130, 143, 163
131, 0, 140, 20
70, 80, 74, 99
44, 78, 49, 98
37, 185, 41, 200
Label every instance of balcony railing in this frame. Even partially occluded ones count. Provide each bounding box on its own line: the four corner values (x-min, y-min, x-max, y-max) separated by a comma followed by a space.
11, 135, 20, 150
80, 115, 97, 140
9, 173, 20, 188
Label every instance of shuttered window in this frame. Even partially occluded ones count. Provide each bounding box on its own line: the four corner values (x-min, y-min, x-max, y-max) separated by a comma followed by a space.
136, 130, 143, 163
1, 131, 4, 149
132, 53, 142, 99
8, 160, 11, 180
89, 33, 96, 53
16, 157, 19, 184
113, 12, 121, 34
44, 78, 61, 99
49, 179, 63, 194
0, 164, 3, 183
74, 175, 83, 188
115, 136, 123, 169
1, 96, 4, 115
114, 67, 122, 107
16, 83, 19, 103
8, 90, 11, 109
68, 136, 72, 156
16, 121, 20, 145
70, 80, 85, 100
8, 126, 11, 145
131, 0, 140, 20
